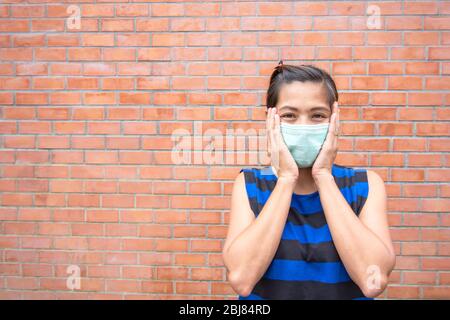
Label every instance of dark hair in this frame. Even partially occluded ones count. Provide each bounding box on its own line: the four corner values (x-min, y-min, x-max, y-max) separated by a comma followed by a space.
266, 61, 338, 110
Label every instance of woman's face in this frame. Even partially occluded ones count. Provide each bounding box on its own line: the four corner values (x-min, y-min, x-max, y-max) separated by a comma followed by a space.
275, 81, 332, 125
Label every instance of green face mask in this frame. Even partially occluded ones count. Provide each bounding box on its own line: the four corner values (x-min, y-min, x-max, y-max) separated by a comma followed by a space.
280, 122, 329, 168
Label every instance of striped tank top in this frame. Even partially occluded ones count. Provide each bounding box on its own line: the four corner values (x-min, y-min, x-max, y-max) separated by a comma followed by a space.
238, 163, 373, 300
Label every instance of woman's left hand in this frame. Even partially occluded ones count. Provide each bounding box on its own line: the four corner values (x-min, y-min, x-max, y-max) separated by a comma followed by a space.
312, 101, 340, 178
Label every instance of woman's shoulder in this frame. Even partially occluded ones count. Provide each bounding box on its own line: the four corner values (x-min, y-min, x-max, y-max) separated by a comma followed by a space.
332, 163, 369, 179
239, 166, 275, 179
334, 164, 383, 184
239, 166, 271, 172
332, 164, 372, 216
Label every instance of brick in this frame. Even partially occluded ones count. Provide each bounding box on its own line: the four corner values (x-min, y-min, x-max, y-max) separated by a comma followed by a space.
0, 1, 448, 301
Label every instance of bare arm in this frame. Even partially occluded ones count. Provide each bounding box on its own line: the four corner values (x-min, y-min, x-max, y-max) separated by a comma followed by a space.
313, 170, 396, 298
222, 172, 296, 297
222, 107, 299, 297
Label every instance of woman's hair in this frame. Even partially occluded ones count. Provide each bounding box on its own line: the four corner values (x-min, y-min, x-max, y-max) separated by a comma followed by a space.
266, 61, 338, 110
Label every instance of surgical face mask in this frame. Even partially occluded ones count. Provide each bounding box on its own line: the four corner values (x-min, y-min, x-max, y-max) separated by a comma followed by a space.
280, 122, 329, 168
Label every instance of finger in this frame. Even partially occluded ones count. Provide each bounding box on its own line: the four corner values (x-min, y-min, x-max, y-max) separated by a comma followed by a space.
268, 106, 274, 136
271, 110, 279, 149
274, 109, 280, 132
273, 111, 280, 150
266, 108, 272, 156
269, 109, 276, 148
332, 112, 339, 147
333, 103, 340, 148
324, 112, 336, 146
275, 112, 285, 160
267, 107, 272, 133
332, 101, 338, 115
272, 107, 276, 131
269, 108, 276, 156
335, 102, 340, 135
268, 107, 274, 132
271, 111, 280, 167
330, 105, 336, 129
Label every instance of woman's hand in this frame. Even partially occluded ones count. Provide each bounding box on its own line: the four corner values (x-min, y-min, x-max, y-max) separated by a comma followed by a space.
312, 101, 340, 178
266, 107, 299, 182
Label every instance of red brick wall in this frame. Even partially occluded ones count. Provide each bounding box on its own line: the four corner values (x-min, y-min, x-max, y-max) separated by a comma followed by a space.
0, 1, 449, 299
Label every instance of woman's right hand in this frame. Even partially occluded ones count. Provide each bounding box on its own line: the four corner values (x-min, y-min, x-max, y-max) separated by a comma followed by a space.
266, 107, 299, 182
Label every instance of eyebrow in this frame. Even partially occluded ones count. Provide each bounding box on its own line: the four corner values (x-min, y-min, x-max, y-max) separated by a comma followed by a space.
279, 105, 330, 112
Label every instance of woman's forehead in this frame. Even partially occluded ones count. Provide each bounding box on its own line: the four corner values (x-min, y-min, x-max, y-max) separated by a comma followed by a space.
277, 81, 329, 108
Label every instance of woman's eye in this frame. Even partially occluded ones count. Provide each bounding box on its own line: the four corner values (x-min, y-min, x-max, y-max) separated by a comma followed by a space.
313, 114, 326, 119
281, 113, 295, 119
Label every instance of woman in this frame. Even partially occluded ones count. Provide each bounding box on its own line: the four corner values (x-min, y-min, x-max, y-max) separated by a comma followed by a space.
222, 62, 396, 300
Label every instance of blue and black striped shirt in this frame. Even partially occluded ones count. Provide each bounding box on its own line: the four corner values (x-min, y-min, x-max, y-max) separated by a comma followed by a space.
238, 163, 373, 300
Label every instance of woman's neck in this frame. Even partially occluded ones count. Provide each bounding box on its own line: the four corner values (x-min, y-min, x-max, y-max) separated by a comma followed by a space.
295, 167, 318, 194
271, 165, 318, 194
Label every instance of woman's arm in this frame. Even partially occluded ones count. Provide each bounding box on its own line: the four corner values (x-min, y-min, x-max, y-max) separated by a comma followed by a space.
222, 107, 300, 297
222, 172, 296, 297
313, 170, 396, 298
